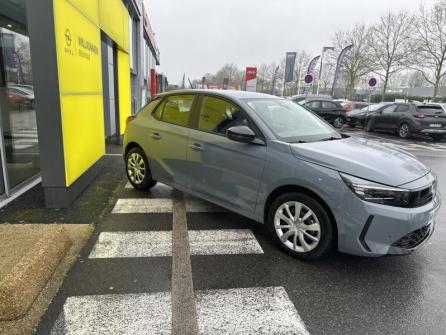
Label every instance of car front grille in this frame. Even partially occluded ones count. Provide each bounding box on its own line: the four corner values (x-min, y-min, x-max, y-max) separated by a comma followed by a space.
391, 225, 431, 249
407, 185, 433, 208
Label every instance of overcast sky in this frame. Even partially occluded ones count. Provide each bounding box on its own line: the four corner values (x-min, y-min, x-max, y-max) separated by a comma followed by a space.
145, 0, 437, 85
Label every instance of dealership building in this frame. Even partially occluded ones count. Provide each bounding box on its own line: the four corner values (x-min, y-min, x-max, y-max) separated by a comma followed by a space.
0, 0, 161, 208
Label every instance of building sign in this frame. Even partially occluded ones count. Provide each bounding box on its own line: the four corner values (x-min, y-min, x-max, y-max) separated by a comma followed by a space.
245, 67, 257, 92
54, 0, 102, 94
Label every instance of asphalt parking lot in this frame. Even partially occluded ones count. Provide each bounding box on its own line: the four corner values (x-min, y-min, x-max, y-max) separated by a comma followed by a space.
37, 130, 446, 335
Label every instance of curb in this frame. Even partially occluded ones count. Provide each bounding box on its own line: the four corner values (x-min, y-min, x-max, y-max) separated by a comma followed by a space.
0, 227, 71, 321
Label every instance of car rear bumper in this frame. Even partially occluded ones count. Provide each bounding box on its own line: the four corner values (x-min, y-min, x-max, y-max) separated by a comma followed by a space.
420, 129, 446, 134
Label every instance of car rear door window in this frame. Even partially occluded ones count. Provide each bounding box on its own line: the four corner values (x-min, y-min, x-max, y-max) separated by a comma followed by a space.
197, 96, 248, 135
306, 101, 320, 109
155, 95, 195, 127
321, 101, 336, 109
382, 104, 397, 114
396, 105, 410, 113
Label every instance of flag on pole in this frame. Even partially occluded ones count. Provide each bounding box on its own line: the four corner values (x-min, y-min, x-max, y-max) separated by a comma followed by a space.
331, 44, 353, 96
284, 52, 297, 83
307, 55, 320, 74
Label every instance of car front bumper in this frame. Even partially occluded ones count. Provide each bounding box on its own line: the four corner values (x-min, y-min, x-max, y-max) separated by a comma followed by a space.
335, 174, 441, 257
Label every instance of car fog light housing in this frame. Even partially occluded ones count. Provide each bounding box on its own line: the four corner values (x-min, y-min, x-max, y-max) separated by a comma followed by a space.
340, 173, 410, 207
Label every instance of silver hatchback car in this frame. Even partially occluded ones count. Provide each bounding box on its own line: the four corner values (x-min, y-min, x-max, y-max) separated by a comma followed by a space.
123, 90, 441, 260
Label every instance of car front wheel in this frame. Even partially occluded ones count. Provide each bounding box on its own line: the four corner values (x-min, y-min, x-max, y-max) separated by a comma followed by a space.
267, 192, 335, 261
126, 147, 157, 190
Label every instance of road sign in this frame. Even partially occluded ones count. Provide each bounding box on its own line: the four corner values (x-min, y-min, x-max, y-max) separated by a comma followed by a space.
304, 74, 313, 84
368, 77, 377, 87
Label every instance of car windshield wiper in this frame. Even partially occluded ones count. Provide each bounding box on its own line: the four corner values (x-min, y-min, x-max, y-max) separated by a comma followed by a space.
319, 136, 342, 141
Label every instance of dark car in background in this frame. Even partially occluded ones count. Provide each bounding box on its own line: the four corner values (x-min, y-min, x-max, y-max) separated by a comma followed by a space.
300, 99, 347, 128
365, 103, 446, 140
347, 102, 392, 127
289, 94, 332, 104
342, 101, 369, 112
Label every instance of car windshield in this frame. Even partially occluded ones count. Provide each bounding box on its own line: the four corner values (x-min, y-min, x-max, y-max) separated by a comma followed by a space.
245, 98, 340, 143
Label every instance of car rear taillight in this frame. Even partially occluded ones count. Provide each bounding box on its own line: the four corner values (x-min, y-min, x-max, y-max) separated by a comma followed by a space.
126, 115, 136, 124
413, 114, 425, 119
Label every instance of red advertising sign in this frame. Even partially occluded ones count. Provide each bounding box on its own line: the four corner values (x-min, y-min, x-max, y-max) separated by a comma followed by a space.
245, 67, 257, 92
150, 69, 157, 96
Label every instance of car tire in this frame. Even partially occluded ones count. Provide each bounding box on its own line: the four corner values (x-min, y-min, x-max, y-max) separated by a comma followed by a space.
333, 116, 345, 129
125, 147, 157, 190
398, 122, 411, 139
267, 192, 335, 261
365, 119, 374, 132
433, 134, 443, 141
348, 122, 356, 128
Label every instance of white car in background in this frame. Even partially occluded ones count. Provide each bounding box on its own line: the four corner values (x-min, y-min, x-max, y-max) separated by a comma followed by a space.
433, 103, 446, 113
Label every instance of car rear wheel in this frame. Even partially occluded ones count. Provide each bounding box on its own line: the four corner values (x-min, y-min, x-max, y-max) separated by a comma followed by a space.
398, 123, 411, 139
126, 147, 157, 190
365, 119, 374, 132
267, 192, 335, 261
333, 116, 345, 129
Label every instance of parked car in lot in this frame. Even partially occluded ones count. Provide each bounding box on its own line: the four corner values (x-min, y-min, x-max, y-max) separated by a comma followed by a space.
432, 102, 446, 113
289, 94, 332, 104
300, 99, 347, 128
124, 90, 440, 260
342, 101, 369, 112
365, 102, 446, 140
347, 102, 393, 127
7, 84, 35, 108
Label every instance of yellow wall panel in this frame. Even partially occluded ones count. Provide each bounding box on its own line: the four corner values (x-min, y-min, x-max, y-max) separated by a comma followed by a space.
121, 12, 130, 53
60, 95, 105, 186
54, 0, 102, 94
118, 50, 131, 134
99, 0, 129, 52
66, 0, 99, 25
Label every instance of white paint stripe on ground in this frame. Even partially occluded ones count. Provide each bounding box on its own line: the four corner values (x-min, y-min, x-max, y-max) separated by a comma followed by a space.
88, 229, 262, 258
49, 292, 171, 335
112, 198, 224, 213
88, 231, 172, 258
195, 286, 309, 335
112, 198, 173, 213
188, 229, 264, 255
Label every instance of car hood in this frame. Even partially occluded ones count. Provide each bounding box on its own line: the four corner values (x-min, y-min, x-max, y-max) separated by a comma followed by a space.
290, 137, 429, 186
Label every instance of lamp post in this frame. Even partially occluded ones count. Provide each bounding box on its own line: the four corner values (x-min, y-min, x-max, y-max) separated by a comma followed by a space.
317, 46, 334, 95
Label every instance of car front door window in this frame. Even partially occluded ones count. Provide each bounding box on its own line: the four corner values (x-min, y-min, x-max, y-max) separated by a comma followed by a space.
157, 95, 195, 127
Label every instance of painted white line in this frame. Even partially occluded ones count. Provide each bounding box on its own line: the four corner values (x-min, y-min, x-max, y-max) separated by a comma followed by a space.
112, 198, 173, 213
189, 229, 263, 255
196, 286, 309, 335
88, 231, 172, 258
50, 292, 171, 335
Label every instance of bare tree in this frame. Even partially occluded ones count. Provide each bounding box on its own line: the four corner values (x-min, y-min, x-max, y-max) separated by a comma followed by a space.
410, 0, 446, 100
333, 24, 373, 99
368, 11, 413, 100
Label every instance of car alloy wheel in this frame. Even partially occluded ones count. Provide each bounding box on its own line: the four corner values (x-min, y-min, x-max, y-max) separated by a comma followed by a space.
398, 123, 410, 139
333, 117, 344, 129
274, 201, 321, 253
127, 152, 146, 185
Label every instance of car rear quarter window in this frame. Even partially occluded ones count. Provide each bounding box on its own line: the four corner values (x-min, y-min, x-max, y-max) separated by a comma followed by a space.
197, 96, 248, 135
321, 101, 336, 109
396, 105, 410, 113
416, 106, 443, 114
154, 95, 195, 127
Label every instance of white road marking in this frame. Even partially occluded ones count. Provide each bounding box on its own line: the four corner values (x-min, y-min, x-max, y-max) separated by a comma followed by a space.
195, 286, 309, 335
88, 231, 172, 258
49, 292, 171, 335
112, 198, 173, 213
88, 229, 263, 258
112, 198, 224, 213
188, 229, 264, 255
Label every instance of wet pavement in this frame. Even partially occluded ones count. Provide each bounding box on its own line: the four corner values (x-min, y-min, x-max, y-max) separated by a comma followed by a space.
36, 130, 446, 335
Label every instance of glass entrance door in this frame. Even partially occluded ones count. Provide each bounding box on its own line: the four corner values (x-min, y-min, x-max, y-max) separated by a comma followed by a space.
0, 1, 40, 196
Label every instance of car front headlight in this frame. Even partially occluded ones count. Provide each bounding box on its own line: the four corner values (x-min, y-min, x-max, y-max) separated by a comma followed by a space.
340, 173, 410, 207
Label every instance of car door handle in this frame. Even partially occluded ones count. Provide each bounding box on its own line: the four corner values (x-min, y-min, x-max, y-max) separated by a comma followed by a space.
190, 143, 204, 151
151, 132, 162, 140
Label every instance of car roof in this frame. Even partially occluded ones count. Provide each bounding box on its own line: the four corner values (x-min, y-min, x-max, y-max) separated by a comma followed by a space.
155, 89, 280, 101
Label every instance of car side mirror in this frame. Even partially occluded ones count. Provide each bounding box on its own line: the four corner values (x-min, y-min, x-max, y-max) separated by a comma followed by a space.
226, 126, 256, 143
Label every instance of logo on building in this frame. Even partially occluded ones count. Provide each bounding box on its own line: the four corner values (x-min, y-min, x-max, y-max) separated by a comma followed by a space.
65, 29, 72, 46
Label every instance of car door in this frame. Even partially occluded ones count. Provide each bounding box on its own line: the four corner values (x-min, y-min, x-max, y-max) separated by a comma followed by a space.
374, 104, 397, 130
146, 94, 196, 188
389, 104, 410, 130
320, 101, 340, 123
186, 95, 267, 213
